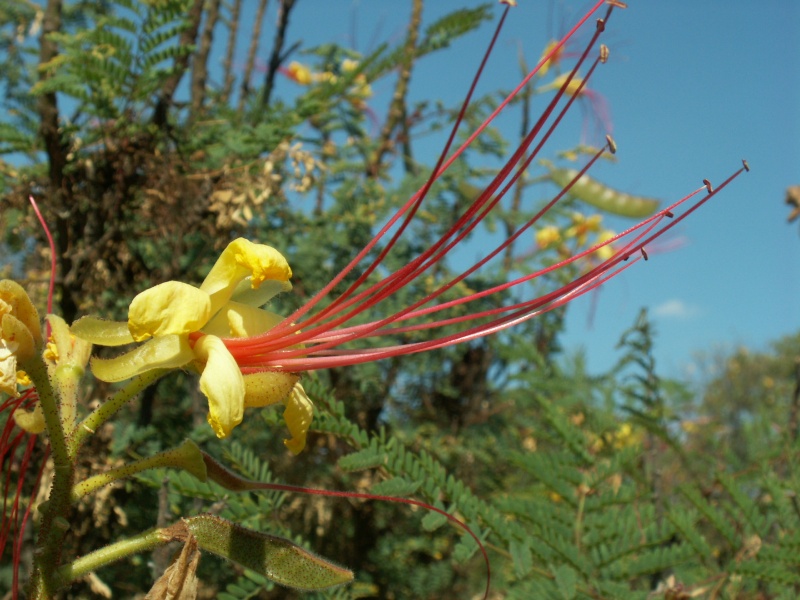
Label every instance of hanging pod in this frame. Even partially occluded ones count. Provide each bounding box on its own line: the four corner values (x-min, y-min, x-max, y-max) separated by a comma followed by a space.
547, 166, 660, 218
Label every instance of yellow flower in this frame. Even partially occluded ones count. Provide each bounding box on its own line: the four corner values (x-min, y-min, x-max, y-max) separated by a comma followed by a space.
0, 280, 43, 397
72, 239, 314, 451
565, 212, 602, 246
535, 225, 561, 249
538, 39, 563, 78
593, 229, 617, 261
285, 61, 313, 85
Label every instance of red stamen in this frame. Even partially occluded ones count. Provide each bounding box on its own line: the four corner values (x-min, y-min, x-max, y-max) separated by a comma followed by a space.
226, 1, 615, 360
214, 2, 754, 374
261, 0, 610, 340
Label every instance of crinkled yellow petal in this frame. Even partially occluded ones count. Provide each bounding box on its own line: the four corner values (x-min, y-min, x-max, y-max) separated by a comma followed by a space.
243, 371, 299, 408
128, 281, 211, 342
91, 334, 194, 382
194, 335, 244, 439
2, 313, 35, 362
203, 301, 285, 338
71, 316, 135, 346
0, 338, 19, 396
13, 403, 45, 434
282, 383, 314, 455
200, 239, 291, 317
0, 280, 42, 347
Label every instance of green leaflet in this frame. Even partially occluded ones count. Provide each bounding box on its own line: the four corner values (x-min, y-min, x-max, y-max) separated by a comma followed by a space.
548, 167, 660, 218
185, 515, 353, 591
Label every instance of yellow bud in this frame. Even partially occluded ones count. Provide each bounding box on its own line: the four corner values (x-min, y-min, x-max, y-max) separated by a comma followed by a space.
14, 403, 46, 434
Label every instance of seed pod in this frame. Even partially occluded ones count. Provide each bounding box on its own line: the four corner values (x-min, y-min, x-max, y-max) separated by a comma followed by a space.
548, 167, 660, 218
184, 514, 353, 591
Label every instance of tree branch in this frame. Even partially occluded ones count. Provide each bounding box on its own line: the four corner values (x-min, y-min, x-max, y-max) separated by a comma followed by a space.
238, 0, 269, 112
190, 0, 222, 118
221, 0, 242, 104
368, 0, 422, 176
260, 0, 297, 108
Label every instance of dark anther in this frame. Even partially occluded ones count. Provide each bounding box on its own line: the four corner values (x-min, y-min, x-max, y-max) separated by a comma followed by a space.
664, 210, 674, 218
641, 248, 648, 261
703, 179, 713, 193
606, 134, 617, 154
623, 254, 630, 261
742, 159, 750, 172
596, 18, 606, 32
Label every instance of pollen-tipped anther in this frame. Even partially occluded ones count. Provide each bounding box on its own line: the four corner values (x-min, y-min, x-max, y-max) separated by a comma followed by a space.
599, 44, 609, 63
703, 179, 713, 193
606, 0, 628, 8
605, 134, 617, 154
596, 18, 606, 32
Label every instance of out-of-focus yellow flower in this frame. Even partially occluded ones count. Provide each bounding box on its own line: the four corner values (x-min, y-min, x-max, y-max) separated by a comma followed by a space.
610, 423, 644, 450
593, 229, 616, 261
538, 39, 563, 78
543, 73, 586, 98
73, 239, 314, 451
536, 225, 561, 249
565, 212, 602, 245
286, 61, 313, 85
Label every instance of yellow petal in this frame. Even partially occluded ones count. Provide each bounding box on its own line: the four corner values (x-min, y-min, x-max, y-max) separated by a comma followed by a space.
283, 383, 314, 455
13, 403, 46, 434
0, 338, 19, 396
203, 301, 285, 338
200, 239, 291, 317
231, 278, 292, 307
71, 316, 135, 346
128, 281, 211, 342
194, 335, 244, 439
2, 313, 35, 362
91, 334, 194, 382
243, 371, 299, 408
0, 280, 42, 347
47, 314, 92, 369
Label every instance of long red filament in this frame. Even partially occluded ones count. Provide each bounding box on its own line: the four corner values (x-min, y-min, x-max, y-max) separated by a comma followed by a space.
226, 2, 614, 360
257, 0, 609, 342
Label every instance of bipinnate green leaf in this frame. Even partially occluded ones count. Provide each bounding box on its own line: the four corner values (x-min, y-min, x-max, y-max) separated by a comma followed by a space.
554, 564, 577, 600
181, 515, 353, 591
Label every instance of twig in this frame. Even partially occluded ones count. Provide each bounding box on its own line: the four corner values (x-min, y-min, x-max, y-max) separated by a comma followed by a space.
261, 0, 298, 108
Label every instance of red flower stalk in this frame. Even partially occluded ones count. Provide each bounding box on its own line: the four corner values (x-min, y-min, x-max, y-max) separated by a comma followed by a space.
220, 1, 746, 374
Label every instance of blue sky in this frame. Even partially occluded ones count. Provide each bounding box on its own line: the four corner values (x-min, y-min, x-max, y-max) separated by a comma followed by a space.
263, 1, 798, 378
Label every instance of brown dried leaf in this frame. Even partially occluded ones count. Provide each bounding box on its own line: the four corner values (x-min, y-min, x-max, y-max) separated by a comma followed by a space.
145, 535, 200, 600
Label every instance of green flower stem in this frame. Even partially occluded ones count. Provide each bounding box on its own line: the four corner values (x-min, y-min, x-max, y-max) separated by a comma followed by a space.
23, 352, 68, 465
55, 528, 169, 587
71, 439, 207, 502
23, 353, 74, 598
68, 368, 168, 458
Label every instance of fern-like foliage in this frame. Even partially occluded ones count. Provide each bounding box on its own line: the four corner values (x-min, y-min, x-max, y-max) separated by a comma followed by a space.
32, 0, 194, 125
